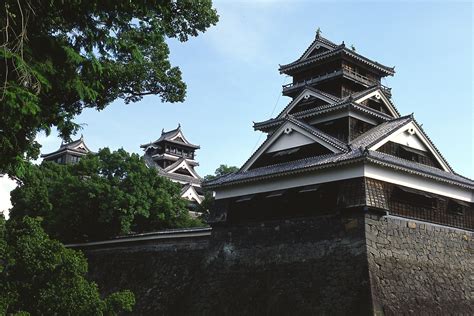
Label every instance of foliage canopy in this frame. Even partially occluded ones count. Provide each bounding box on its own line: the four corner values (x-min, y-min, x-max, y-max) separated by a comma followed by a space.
9, 148, 202, 242
0, 0, 218, 176
0, 215, 135, 315
199, 164, 239, 219
203, 164, 239, 181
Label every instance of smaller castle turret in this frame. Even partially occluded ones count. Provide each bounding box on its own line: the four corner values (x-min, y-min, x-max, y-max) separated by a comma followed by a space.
141, 125, 204, 208
41, 135, 91, 164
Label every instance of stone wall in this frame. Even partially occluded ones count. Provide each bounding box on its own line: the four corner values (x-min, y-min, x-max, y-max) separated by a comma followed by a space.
82, 212, 473, 315
365, 214, 473, 315
84, 213, 371, 315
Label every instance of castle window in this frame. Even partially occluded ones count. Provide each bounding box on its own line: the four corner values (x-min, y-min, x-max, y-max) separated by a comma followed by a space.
399, 145, 427, 162
235, 194, 254, 203
266, 190, 286, 198
447, 199, 469, 216
298, 184, 320, 194
393, 186, 436, 209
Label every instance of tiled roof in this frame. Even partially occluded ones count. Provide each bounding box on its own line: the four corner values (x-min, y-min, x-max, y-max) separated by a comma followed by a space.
254, 100, 393, 132
205, 114, 472, 190
141, 125, 200, 149
41, 136, 91, 158
143, 154, 202, 185
161, 171, 202, 185
349, 115, 412, 149
203, 147, 474, 190
280, 45, 395, 76
366, 151, 473, 188
204, 150, 364, 188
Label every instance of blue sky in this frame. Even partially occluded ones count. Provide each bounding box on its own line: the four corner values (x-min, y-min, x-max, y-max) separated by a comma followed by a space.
31, 0, 474, 180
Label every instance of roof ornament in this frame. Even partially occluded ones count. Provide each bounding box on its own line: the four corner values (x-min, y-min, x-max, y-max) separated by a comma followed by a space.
177, 123, 181, 129
315, 27, 322, 39
161, 128, 165, 134
360, 146, 370, 156
350, 44, 356, 52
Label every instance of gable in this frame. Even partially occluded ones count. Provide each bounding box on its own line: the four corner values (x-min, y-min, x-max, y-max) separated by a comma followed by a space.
168, 160, 201, 179
277, 88, 338, 119
266, 132, 314, 153
181, 186, 204, 204
301, 41, 334, 60
369, 122, 451, 172
242, 120, 343, 171
353, 89, 399, 118
249, 142, 332, 170
170, 131, 189, 144
71, 140, 90, 153
174, 136, 186, 143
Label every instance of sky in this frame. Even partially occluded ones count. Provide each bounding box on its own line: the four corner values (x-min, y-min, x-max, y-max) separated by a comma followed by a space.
1, 0, 473, 214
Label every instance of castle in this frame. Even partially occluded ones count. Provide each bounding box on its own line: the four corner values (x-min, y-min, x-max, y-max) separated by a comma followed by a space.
204, 32, 473, 231
65, 32, 472, 314
141, 125, 204, 210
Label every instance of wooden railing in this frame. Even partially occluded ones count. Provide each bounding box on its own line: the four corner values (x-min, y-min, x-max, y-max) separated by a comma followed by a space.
282, 68, 391, 96
282, 70, 343, 90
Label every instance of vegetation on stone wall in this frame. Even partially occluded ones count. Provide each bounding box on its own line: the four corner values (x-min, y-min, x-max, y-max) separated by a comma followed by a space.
9, 148, 203, 243
0, 215, 135, 315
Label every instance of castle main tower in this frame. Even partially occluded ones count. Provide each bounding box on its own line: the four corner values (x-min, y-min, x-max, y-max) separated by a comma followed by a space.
204, 32, 473, 230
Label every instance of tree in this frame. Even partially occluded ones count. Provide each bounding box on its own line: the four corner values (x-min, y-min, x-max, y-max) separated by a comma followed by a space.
199, 165, 239, 220
0, 1, 218, 176
9, 148, 203, 243
203, 164, 239, 181
0, 215, 135, 315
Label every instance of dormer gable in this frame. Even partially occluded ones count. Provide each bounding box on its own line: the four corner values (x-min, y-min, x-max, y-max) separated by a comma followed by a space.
298, 33, 339, 62
166, 159, 201, 179
352, 88, 400, 118
242, 118, 346, 171
369, 121, 452, 172
181, 185, 204, 204
277, 88, 340, 119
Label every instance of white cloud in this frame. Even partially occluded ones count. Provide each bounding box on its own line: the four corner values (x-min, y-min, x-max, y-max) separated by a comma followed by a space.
0, 175, 17, 219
